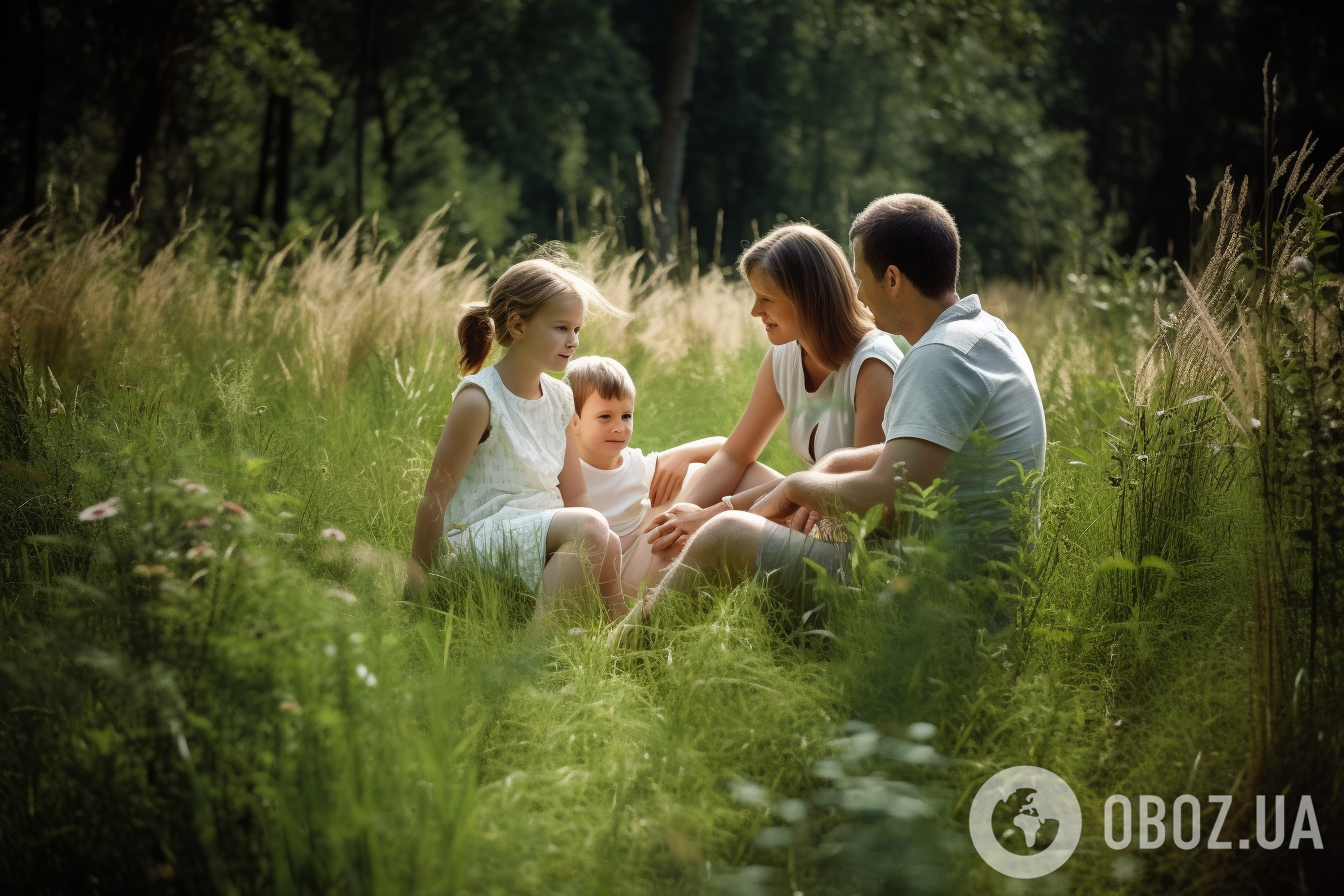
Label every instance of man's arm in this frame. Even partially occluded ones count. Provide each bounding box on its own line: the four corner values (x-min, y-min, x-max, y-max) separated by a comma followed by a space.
753, 438, 952, 523
812, 444, 883, 475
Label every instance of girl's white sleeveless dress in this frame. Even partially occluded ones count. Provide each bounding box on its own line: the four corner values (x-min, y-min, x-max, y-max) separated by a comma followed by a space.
770, 329, 907, 465
442, 366, 574, 590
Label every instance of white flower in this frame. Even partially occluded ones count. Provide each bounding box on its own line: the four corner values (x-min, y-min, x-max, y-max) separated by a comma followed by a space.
326, 587, 358, 605
78, 497, 121, 521
185, 543, 215, 561
321, 527, 346, 542
365, 673, 377, 687
356, 664, 369, 679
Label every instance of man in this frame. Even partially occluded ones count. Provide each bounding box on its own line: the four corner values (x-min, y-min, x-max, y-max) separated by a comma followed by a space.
625, 193, 1047, 627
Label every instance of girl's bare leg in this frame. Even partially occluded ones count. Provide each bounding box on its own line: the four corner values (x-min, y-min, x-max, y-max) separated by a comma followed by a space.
541, 508, 625, 621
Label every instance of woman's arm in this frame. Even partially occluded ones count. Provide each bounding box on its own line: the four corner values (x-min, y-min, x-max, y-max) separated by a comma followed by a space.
558, 426, 597, 509
648, 436, 727, 506
679, 352, 786, 508
408, 386, 491, 594
852, 356, 896, 448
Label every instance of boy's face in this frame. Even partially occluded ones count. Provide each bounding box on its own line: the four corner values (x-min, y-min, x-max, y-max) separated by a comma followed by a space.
571, 393, 635, 466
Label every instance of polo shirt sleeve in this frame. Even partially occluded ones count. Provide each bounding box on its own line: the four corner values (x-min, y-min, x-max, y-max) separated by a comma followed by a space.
882, 344, 992, 453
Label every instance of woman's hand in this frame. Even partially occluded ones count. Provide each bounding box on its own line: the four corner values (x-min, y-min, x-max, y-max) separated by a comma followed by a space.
644, 502, 718, 556
649, 453, 692, 506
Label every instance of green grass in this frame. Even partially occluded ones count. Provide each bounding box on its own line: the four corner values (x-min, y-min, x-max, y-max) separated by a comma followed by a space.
0, 214, 1332, 895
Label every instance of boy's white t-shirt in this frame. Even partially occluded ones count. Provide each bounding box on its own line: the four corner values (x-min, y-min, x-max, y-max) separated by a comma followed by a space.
580, 447, 661, 537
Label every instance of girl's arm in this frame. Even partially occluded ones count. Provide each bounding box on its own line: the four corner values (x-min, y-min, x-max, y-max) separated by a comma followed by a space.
648, 436, 727, 506
409, 386, 490, 588
678, 352, 786, 508
558, 427, 598, 509
852, 357, 896, 448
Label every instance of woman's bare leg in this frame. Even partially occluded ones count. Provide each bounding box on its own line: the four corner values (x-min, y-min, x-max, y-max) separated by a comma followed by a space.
541, 508, 625, 621
622, 460, 780, 591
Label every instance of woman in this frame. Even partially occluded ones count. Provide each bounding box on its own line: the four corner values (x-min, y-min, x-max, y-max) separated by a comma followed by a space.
645, 222, 905, 558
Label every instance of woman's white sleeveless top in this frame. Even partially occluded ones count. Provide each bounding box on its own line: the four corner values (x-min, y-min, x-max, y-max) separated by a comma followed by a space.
442, 368, 572, 587
770, 329, 906, 465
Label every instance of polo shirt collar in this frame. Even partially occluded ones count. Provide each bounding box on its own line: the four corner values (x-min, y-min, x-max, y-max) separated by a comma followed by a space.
914, 294, 981, 346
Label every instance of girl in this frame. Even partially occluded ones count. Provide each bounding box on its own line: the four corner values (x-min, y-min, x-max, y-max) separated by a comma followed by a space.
407, 258, 627, 620
645, 223, 906, 557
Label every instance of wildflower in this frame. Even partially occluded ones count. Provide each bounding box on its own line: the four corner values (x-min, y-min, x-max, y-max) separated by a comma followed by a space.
133, 564, 170, 578
220, 501, 247, 516
365, 673, 378, 687
355, 664, 369, 679
324, 644, 337, 656
78, 497, 121, 521
171, 479, 209, 495
327, 587, 358, 605
186, 543, 215, 561
321, 527, 346, 542
279, 700, 301, 712
181, 517, 214, 530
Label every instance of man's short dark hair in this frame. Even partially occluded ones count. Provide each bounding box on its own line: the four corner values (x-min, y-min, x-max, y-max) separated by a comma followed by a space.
849, 194, 960, 298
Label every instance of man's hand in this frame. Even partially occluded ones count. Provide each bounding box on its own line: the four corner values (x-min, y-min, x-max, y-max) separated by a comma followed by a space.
645, 501, 718, 556
649, 453, 691, 506
404, 557, 429, 603
749, 479, 801, 524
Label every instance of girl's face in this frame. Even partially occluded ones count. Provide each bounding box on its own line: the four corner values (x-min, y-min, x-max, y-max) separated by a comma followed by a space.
508, 292, 584, 372
747, 269, 801, 347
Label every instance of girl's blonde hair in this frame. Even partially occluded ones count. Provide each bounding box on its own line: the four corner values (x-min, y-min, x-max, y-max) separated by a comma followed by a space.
457, 257, 615, 375
738, 223, 873, 370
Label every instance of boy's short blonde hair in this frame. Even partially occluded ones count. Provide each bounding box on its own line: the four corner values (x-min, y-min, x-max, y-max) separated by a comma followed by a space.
564, 356, 636, 415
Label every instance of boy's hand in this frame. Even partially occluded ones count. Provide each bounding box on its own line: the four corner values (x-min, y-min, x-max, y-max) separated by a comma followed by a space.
649, 453, 691, 506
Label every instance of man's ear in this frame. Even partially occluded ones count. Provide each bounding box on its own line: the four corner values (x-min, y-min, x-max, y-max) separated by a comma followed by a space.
884, 265, 903, 291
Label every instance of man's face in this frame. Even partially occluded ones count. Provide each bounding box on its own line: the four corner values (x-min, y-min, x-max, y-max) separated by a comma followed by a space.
853, 242, 904, 336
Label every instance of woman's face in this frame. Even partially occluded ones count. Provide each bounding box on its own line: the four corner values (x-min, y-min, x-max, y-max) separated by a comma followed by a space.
747, 269, 801, 347
508, 292, 584, 372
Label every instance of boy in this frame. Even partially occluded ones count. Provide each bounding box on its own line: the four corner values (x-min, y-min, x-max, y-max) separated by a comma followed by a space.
563, 356, 724, 587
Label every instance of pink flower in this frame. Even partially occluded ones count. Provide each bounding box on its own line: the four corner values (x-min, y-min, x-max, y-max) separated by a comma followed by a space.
171, 479, 209, 495
78, 497, 121, 521
321, 528, 346, 542
278, 700, 301, 712
220, 501, 247, 516
181, 517, 214, 530
185, 543, 215, 561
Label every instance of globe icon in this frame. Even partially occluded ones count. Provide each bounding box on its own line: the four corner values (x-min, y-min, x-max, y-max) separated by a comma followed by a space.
968, 766, 1082, 879
991, 788, 1062, 855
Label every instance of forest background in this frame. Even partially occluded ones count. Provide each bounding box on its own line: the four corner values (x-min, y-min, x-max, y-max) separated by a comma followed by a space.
3, 2, 1344, 895
2, 0, 1341, 280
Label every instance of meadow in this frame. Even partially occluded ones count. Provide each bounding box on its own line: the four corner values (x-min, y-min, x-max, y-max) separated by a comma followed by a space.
1, 145, 1340, 895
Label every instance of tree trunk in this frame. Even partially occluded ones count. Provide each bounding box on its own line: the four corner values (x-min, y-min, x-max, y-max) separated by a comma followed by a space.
353, 0, 377, 219
252, 92, 278, 223
652, 0, 703, 261
23, 0, 43, 216
103, 2, 181, 220
272, 0, 296, 230
274, 94, 294, 229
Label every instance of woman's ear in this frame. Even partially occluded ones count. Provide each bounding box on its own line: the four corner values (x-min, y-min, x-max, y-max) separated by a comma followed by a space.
503, 311, 527, 342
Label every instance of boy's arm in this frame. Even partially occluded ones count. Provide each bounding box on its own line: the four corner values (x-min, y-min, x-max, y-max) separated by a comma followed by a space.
648, 436, 727, 506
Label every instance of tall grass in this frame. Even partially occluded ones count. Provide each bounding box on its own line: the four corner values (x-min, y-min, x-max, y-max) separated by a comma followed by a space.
1, 152, 1340, 895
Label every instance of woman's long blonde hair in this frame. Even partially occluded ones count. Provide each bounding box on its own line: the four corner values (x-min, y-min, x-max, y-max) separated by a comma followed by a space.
457, 256, 616, 375
738, 223, 873, 370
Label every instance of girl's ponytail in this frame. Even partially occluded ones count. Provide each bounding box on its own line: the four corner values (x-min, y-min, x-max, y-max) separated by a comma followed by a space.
457, 304, 495, 374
